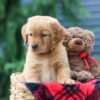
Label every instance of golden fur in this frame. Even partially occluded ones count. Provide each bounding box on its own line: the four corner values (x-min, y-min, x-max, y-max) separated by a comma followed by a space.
21, 16, 75, 84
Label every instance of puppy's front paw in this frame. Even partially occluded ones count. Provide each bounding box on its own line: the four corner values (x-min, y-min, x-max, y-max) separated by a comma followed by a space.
58, 78, 75, 85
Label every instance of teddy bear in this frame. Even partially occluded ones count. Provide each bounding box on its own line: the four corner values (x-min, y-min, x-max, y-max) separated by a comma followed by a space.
63, 27, 100, 82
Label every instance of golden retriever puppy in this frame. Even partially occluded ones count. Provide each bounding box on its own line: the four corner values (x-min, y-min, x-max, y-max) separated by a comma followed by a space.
21, 16, 75, 84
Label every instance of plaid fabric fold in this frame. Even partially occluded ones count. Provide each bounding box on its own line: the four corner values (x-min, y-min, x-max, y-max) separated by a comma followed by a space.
25, 78, 100, 100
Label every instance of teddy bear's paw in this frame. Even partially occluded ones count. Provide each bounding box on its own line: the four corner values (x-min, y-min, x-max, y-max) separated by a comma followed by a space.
58, 78, 75, 85
77, 71, 94, 82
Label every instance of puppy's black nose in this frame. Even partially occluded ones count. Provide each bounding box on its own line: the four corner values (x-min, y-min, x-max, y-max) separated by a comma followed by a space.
32, 44, 38, 49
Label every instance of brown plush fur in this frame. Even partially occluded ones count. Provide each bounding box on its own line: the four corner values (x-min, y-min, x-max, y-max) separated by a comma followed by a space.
63, 27, 100, 82
21, 16, 75, 84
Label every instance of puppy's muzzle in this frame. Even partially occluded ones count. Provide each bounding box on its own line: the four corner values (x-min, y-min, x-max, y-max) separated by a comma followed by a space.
32, 44, 38, 50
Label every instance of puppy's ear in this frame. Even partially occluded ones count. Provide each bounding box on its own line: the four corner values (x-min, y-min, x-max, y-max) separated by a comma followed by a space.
50, 20, 65, 44
21, 24, 28, 44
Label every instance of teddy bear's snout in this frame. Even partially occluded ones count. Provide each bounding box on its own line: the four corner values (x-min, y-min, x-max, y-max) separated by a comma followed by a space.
75, 39, 83, 45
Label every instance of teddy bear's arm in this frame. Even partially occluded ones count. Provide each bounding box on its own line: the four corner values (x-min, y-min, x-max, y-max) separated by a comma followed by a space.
77, 70, 94, 82
71, 70, 78, 80
91, 65, 100, 78
88, 59, 100, 78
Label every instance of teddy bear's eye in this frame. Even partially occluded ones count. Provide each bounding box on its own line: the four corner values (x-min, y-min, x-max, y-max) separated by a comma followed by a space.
73, 35, 76, 38
79, 36, 82, 39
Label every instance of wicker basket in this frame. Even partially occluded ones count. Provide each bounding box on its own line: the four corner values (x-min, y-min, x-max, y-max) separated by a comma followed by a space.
10, 73, 35, 100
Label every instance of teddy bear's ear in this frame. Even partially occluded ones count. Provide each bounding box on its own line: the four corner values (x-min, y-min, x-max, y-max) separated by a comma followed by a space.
84, 30, 95, 53
21, 24, 28, 44
85, 30, 95, 43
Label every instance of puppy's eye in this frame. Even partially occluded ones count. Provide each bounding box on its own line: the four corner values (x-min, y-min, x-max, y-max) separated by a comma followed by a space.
41, 33, 48, 37
29, 33, 32, 36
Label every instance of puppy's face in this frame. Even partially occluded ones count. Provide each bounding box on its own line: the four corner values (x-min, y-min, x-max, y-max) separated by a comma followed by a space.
21, 16, 65, 54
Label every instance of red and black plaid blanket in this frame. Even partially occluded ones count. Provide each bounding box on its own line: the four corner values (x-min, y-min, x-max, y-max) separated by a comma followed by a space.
25, 78, 100, 100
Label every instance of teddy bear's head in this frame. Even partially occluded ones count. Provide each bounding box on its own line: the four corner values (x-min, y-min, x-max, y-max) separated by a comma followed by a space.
63, 27, 94, 54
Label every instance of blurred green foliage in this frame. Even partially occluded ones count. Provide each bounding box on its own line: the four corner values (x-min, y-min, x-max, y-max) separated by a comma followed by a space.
0, 0, 87, 99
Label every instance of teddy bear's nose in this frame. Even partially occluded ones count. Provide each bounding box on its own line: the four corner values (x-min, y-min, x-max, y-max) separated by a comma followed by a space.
75, 39, 82, 45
